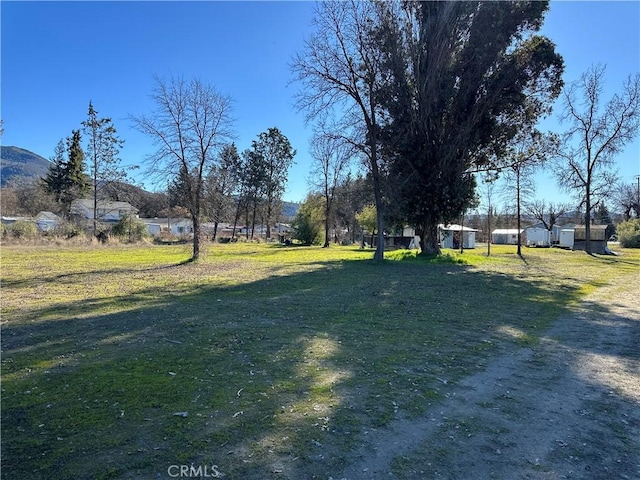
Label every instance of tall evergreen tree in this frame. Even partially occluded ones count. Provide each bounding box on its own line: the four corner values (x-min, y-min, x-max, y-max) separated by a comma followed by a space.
82, 101, 125, 235
42, 130, 89, 215
42, 139, 68, 206
66, 129, 90, 201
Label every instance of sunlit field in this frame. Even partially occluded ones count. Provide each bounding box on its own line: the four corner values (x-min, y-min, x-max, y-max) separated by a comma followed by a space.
2, 242, 638, 479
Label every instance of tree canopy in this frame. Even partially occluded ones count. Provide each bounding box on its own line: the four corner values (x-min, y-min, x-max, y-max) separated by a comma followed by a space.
293, 0, 563, 257
375, 1, 564, 254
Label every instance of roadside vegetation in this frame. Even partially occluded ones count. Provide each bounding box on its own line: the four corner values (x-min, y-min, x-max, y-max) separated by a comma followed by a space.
2, 243, 638, 479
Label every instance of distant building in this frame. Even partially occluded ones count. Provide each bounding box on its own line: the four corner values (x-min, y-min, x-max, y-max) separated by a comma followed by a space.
439, 224, 478, 249
491, 229, 523, 245
138, 217, 193, 236
35, 211, 62, 231
70, 199, 138, 222
573, 225, 608, 254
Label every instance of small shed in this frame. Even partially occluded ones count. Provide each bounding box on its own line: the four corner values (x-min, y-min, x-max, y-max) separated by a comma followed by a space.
35, 211, 62, 231
491, 229, 523, 245
145, 223, 162, 236
559, 228, 575, 249
524, 226, 551, 247
552, 224, 573, 244
573, 224, 608, 254
439, 224, 477, 249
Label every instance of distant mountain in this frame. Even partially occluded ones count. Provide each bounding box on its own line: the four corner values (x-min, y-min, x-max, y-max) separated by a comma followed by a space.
281, 201, 300, 219
1, 146, 50, 186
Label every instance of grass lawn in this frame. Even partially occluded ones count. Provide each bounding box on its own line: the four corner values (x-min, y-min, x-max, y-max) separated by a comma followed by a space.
2, 242, 638, 479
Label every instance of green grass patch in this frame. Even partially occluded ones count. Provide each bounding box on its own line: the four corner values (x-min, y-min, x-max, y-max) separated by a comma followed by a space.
2, 242, 638, 479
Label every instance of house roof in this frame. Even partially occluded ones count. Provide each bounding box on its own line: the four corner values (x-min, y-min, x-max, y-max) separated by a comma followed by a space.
524, 225, 549, 231
492, 229, 523, 235
138, 217, 190, 224
438, 224, 478, 232
71, 199, 138, 212
574, 224, 607, 230
35, 211, 61, 221
553, 223, 574, 230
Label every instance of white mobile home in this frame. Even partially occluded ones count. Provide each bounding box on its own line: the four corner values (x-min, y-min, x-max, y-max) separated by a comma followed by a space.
138, 217, 193, 236
491, 229, 523, 245
525, 226, 551, 247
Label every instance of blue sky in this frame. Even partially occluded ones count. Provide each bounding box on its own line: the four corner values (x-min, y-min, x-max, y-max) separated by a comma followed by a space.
2, 1, 639, 207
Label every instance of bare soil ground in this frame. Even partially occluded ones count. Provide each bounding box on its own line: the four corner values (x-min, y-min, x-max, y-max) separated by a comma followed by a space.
338, 275, 640, 480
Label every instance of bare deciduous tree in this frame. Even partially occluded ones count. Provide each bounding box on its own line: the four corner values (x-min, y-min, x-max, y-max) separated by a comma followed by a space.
500, 130, 555, 255
554, 65, 640, 253
132, 76, 234, 261
309, 124, 354, 247
291, 0, 387, 260
614, 181, 640, 220
525, 199, 572, 233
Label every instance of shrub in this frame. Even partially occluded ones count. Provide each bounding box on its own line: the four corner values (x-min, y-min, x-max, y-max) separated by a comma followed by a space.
51, 221, 84, 239
8, 220, 38, 239
112, 215, 148, 243
617, 219, 640, 248
293, 210, 320, 245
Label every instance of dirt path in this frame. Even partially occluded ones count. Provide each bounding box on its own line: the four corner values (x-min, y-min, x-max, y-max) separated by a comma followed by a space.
338, 276, 640, 479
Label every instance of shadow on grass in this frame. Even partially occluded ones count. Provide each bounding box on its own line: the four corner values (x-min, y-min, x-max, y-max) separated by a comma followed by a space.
0, 258, 195, 289
2, 255, 636, 479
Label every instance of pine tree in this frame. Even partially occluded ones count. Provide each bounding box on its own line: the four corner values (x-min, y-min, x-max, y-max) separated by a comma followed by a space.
41, 130, 89, 215
42, 139, 69, 206
66, 129, 89, 199
82, 101, 125, 235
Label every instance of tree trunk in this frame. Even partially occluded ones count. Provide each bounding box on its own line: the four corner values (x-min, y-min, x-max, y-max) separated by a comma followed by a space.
266, 201, 272, 240
371, 176, 384, 261
584, 177, 591, 255
516, 172, 522, 257
323, 210, 330, 248
459, 212, 465, 254
93, 179, 98, 238
323, 193, 330, 248
192, 214, 200, 261
419, 223, 441, 256
584, 185, 592, 254
487, 206, 492, 257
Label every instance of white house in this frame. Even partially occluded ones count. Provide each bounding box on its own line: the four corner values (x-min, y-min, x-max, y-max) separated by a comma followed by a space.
439, 224, 478, 249
71, 199, 138, 222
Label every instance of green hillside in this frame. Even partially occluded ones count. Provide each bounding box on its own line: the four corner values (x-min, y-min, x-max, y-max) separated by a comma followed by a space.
0, 146, 50, 186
